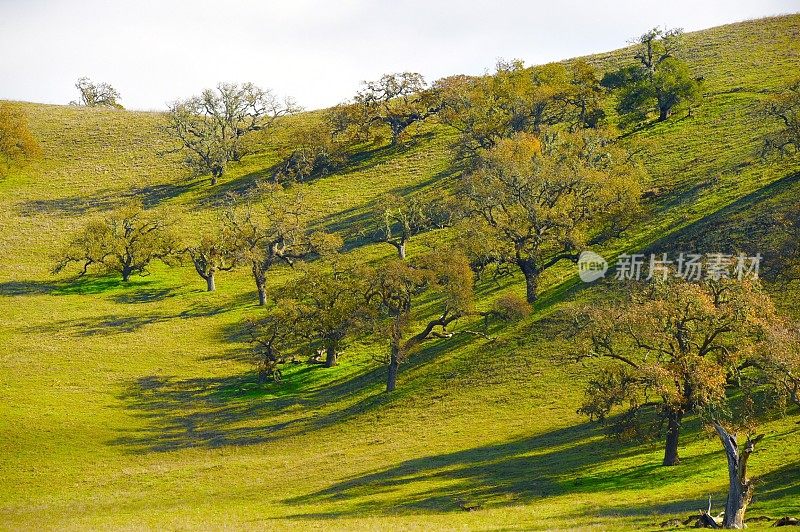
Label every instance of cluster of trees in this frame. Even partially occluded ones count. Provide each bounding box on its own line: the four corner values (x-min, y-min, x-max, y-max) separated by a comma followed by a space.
162, 29, 690, 189
53, 29, 682, 389
51, 180, 520, 392
573, 275, 800, 527
51, 33, 800, 526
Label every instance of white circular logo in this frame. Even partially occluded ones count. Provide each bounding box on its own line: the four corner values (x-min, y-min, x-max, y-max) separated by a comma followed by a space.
577, 251, 608, 283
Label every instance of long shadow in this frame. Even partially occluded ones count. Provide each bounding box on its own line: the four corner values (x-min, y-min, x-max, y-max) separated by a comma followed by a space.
753, 458, 800, 510
23, 312, 172, 336
314, 166, 460, 253
109, 374, 309, 452
15, 179, 200, 216
131, 181, 201, 208
0, 279, 61, 296
16, 190, 120, 216
576, 455, 800, 523
110, 311, 487, 454
279, 421, 710, 519
643, 170, 800, 255
110, 287, 175, 304
0, 276, 133, 297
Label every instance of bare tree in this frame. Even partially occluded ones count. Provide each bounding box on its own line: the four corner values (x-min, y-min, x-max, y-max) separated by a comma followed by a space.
71, 77, 123, 108
349, 72, 441, 145
164, 82, 300, 184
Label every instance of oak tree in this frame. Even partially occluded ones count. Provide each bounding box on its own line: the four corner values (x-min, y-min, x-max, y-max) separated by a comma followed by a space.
71, 77, 123, 108
246, 301, 304, 383
460, 130, 642, 304
574, 274, 797, 476
54, 203, 177, 282
607, 28, 702, 122
165, 82, 300, 184
366, 250, 474, 392
273, 114, 349, 184
437, 59, 606, 156
759, 78, 800, 156
182, 227, 238, 292
290, 256, 371, 367
349, 72, 441, 145
368, 193, 429, 259
225, 183, 333, 305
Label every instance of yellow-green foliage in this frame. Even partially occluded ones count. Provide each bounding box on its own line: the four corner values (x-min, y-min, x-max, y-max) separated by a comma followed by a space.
1, 14, 799, 530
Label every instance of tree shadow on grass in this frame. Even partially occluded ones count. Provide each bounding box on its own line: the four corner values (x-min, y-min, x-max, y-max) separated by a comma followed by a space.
109, 374, 310, 452
753, 458, 800, 512
110, 287, 176, 304
130, 181, 201, 208
16, 191, 120, 216
644, 170, 800, 256
572, 457, 800, 526
0, 276, 134, 297
279, 423, 715, 519
22, 311, 173, 336
109, 317, 488, 454
0, 279, 62, 296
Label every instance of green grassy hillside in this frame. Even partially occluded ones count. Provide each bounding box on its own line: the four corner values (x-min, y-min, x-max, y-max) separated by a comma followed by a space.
1, 14, 800, 530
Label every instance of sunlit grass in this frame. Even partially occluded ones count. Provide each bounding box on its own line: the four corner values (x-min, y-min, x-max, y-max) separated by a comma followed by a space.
1, 14, 799, 530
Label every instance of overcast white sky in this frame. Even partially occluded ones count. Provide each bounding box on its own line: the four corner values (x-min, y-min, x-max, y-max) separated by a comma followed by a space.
0, 0, 797, 111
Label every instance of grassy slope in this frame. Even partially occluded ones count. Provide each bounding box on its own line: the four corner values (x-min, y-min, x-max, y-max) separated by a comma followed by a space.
1, 14, 800, 530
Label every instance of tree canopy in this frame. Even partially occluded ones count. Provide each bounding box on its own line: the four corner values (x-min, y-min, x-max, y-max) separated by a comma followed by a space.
437, 59, 606, 156
54, 203, 177, 281
343, 72, 442, 145
71, 77, 123, 108
574, 274, 799, 473
460, 130, 642, 304
165, 82, 300, 184
604, 28, 702, 123
0, 103, 40, 176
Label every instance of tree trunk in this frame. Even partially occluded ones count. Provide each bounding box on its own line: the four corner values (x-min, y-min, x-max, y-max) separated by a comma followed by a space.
713, 423, 764, 529
252, 262, 267, 306
210, 165, 223, 185
658, 105, 670, 121
518, 259, 539, 305
397, 241, 406, 260
389, 121, 402, 145
663, 410, 682, 466
121, 266, 132, 282
257, 283, 266, 306
386, 342, 400, 392
205, 273, 216, 292
324, 343, 337, 368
